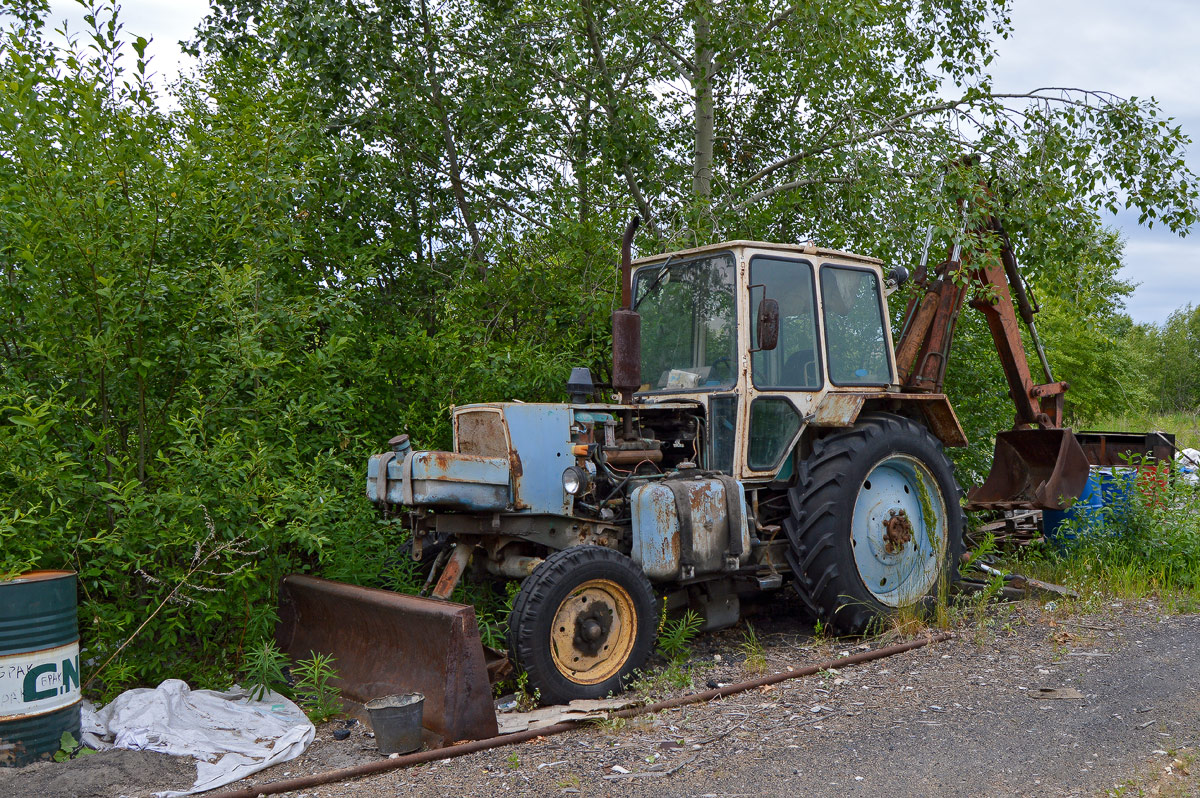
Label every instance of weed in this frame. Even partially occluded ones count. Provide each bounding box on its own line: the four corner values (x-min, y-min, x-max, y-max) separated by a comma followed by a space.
452, 577, 517, 651
1024, 451, 1200, 606
627, 668, 659, 699
81, 514, 263, 694
293, 652, 342, 723
811, 617, 828, 643
53, 732, 98, 762
506, 752, 520, 770
661, 660, 692, 689
513, 670, 540, 712
656, 608, 702, 664
243, 638, 290, 701
591, 714, 628, 734
963, 572, 1006, 644
557, 775, 582, 789
739, 623, 767, 674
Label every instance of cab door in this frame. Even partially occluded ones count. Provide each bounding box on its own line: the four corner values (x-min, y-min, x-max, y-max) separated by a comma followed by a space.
739, 254, 824, 481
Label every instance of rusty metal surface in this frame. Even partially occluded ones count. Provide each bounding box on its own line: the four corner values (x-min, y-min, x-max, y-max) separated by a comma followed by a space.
810, 392, 967, 447
967, 244, 1061, 428
455, 409, 509, 457
614, 216, 643, 402
900, 393, 969, 447
811, 392, 864, 427
966, 428, 1090, 511
906, 267, 968, 394
883, 510, 914, 554
611, 309, 642, 401
276, 574, 498, 745
604, 447, 663, 465
1075, 430, 1176, 467
619, 216, 640, 310
366, 450, 512, 510
629, 478, 749, 581
895, 286, 942, 381
431, 543, 472, 600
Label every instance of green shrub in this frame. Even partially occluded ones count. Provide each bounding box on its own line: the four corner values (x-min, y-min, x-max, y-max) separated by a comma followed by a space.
1040, 457, 1200, 595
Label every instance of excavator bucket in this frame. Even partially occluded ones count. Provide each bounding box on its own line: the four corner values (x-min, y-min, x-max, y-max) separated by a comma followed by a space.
276, 574, 498, 745
966, 428, 1090, 511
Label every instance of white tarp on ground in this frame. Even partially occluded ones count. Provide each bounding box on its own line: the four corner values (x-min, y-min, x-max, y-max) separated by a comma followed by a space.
80, 679, 314, 797
1178, 448, 1200, 485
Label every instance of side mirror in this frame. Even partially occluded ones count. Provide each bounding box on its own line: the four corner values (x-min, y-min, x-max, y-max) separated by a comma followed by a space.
886, 264, 909, 292
755, 298, 779, 352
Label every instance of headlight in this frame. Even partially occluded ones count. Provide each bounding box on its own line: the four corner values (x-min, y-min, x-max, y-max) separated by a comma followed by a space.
562, 465, 588, 495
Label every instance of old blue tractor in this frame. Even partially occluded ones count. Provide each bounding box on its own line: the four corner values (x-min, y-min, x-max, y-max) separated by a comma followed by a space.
279, 216, 1092, 742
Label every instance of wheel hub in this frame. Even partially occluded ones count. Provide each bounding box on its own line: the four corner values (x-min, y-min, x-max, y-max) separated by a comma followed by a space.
550, 578, 638, 684
883, 509, 914, 554
572, 603, 613, 655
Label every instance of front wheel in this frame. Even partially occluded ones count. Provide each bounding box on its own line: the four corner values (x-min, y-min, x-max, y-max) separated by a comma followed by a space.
507, 546, 658, 705
783, 413, 964, 635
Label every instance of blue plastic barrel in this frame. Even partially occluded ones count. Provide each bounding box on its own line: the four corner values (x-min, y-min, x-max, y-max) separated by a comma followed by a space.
1043, 473, 1103, 546
1099, 463, 1132, 513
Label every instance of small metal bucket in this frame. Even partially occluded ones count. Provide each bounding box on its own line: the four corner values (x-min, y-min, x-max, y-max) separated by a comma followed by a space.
366, 693, 425, 755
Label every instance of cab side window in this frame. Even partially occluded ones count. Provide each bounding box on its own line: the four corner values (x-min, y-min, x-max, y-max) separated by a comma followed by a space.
750, 257, 821, 390
820, 264, 892, 386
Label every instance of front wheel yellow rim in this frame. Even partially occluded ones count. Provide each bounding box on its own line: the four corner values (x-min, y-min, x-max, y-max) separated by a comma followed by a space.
549, 578, 638, 685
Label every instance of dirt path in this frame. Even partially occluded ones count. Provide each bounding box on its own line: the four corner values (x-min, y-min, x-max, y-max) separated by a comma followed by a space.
248, 602, 1200, 798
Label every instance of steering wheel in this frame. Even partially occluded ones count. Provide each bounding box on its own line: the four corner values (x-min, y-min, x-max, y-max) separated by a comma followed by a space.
710, 356, 731, 381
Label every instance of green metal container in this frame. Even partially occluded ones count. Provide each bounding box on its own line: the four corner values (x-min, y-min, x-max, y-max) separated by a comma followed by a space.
0, 571, 81, 767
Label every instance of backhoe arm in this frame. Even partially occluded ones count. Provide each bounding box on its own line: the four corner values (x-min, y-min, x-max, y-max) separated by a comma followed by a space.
895, 214, 1067, 429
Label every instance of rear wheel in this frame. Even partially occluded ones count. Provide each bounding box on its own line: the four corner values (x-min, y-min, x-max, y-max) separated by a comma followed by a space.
508, 546, 657, 705
783, 413, 964, 634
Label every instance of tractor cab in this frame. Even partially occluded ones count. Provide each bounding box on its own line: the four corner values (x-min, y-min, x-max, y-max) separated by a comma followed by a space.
630, 241, 901, 482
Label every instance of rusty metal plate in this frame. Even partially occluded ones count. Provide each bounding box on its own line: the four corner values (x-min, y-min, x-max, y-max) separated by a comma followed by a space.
276, 575, 498, 745
455, 409, 509, 457
810, 393, 865, 427
1075, 430, 1176, 467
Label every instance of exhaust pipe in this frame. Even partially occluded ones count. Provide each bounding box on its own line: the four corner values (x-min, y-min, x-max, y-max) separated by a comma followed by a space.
613, 216, 642, 406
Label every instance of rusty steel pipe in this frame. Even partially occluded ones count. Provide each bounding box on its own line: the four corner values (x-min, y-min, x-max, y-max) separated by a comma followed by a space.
431, 543, 473, 599
603, 448, 663, 466
207, 633, 951, 798
613, 216, 644, 406
619, 215, 641, 310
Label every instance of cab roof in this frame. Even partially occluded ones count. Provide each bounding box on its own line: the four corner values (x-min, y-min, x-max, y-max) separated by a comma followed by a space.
631, 240, 883, 268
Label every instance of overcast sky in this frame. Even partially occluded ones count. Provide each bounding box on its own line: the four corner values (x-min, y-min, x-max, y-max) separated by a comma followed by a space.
45, 0, 1200, 325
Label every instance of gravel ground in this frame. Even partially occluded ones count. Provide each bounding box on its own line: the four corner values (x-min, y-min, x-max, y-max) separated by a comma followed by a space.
220, 595, 1200, 798
7, 594, 1198, 798
0, 749, 195, 798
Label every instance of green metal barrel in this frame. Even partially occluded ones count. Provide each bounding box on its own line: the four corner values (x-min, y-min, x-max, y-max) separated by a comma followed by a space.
0, 571, 81, 767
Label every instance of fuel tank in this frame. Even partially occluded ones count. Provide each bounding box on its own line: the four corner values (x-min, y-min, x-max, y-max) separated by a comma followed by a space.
629, 477, 750, 581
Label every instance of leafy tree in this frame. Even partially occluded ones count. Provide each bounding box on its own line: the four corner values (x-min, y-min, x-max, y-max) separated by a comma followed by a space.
1131, 304, 1200, 413
2, 0, 1196, 694
0, 1, 391, 692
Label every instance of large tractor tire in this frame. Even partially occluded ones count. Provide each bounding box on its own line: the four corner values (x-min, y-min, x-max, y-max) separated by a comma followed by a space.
508, 546, 658, 705
783, 413, 964, 635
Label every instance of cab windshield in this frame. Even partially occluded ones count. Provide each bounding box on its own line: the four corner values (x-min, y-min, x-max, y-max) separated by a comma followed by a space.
633, 252, 737, 392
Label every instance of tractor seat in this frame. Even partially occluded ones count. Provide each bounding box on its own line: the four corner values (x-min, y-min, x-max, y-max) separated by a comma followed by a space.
782, 349, 816, 386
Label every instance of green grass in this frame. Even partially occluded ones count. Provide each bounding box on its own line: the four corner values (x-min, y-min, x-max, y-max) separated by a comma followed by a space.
998, 444, 1200, 611
1084, 410, 1200, 451
973, 410, 1200, 611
